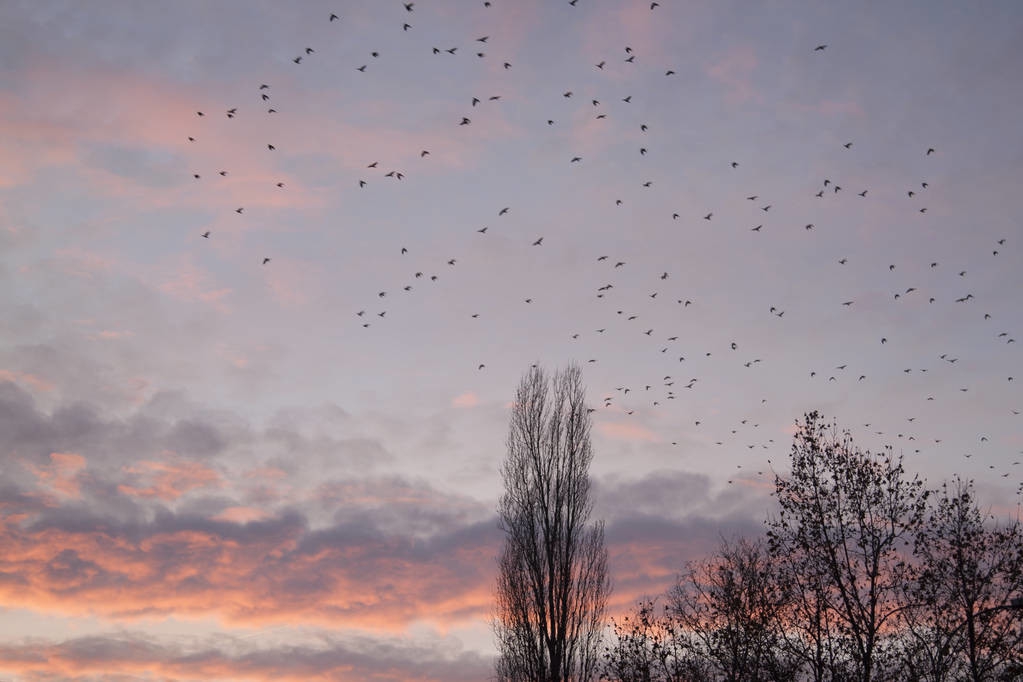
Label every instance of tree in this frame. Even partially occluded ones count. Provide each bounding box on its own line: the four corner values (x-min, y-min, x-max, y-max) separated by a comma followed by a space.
493, 364, 611, 682
602, 599, 712, 682
766, 411, 930, 682
899, 477, 1023, 682
668, 537, 798, 682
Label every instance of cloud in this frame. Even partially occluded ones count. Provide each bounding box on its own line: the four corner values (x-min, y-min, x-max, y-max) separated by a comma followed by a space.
0, 369, 54, 393
597, 420, 659, 442
117, 459, 222, 501
451, 392, 478, 408
0, 631, 493, 682
23, 452, 87, 499
706, 46, 761, 104
0, 499, 501, 630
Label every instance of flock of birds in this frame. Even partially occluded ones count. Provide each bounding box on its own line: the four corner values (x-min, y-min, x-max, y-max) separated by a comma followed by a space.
180, 1, 1019, 490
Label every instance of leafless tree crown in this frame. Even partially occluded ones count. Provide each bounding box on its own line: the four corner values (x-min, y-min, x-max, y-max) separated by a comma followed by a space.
494, 364, 611, 682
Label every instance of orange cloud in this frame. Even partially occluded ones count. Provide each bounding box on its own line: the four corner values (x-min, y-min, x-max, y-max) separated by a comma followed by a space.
0, 509, 498, 632
117, 459, 222, 501
24, 452, 87, 498
213, 507, 269, 524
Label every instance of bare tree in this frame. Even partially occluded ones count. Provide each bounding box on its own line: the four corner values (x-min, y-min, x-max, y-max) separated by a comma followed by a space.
899, 477, 1023, 681
494, 364, 611, 682
669, 537, 798, 682
602, 599, 713, 682
766, 411, 930, 682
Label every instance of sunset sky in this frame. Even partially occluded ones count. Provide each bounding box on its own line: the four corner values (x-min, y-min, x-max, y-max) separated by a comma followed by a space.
1, 0, 1021, 679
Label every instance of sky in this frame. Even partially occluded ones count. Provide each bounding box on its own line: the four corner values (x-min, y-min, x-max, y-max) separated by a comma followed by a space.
0, 0, 1021, 679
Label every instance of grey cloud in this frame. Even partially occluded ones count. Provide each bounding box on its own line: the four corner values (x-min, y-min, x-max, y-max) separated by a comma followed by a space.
595, 468, 775, 523
0, 630, 494, 682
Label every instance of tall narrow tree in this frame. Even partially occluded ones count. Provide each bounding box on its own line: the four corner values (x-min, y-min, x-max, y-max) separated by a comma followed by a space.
494, 364, 611, 682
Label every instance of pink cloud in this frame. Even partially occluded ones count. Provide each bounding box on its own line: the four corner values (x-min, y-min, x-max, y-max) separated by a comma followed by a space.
213, 507, 269, 524
706, 46, 761, 104
0, 369, 55, 393
53, 248, 116, 279
159, 257, 233, 312
451, 392, 479, 408
597, 421, 659, 443
117, 459, 222, 501
262, 258, 328, 308
23, 452, 88, 498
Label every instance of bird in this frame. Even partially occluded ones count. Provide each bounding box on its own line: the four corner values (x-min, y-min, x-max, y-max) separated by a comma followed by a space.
926, 148, 935, 155
532, 237, 543, 246
499, 207, 510, 215
844, 142, 853, 149
814, 44, 828, 51
262, 258, 271, 265
330, 13, 339, 21
201, 231, 210, 238
704, 213, 713, 220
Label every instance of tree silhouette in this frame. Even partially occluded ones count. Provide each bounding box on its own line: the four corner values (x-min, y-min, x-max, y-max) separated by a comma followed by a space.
766, 411, 930, 681
900, 477, 1023, 681
493, 364, 611, 682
